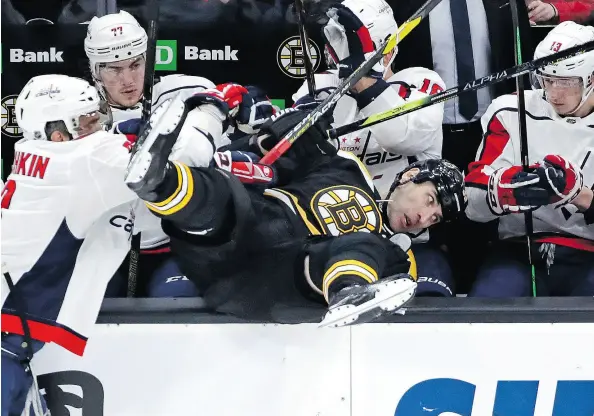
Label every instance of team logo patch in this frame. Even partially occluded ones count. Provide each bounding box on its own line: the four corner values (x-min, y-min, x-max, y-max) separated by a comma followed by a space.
276, 36, 320, 79
1, 95, 22, 138
311, 185, 382, 236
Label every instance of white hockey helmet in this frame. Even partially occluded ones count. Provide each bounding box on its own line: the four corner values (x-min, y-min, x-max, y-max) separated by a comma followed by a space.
15, 74, 112, 141
341, 0, 398, 74
84, 10, 147, 79
532, 21, 594, 113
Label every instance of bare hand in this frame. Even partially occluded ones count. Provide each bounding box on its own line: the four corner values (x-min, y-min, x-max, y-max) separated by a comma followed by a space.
527, 0, 557, 24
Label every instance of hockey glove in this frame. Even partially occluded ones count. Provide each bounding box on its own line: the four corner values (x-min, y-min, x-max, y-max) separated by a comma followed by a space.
487, 164, 547, 214
534, 154, 583, 207
293, 94, 325, 112
323, 4, 379, 79
212, 150, 277, 186
214, 83, 249, 114
250, 108, 337, 161
114, 118, 143, 140
114, 118, 144, 152
234, 85, 275, 135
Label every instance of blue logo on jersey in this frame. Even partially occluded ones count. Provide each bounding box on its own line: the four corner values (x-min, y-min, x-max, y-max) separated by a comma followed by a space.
395, 378, 594, 416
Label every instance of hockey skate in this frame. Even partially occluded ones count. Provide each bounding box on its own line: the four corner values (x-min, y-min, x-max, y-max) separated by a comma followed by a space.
125, 94, 189, 199
318, 274, 417, 328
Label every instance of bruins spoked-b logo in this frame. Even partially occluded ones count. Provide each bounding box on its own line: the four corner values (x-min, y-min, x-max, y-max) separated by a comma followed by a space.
1, 95, 22, 138
277, 36, 320, 78
312, 186, 382, 236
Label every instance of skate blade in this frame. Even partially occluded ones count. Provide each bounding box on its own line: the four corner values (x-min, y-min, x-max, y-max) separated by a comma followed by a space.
125, 97, 186, 190
318, 279, 417, 328
125, 151, 154, 190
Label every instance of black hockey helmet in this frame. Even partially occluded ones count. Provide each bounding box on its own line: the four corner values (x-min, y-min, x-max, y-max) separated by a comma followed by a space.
382, 159, 467, 222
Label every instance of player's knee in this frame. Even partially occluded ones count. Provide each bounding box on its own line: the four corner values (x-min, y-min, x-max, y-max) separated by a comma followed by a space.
470, 249, 532, 297
146, 257, 200, 297
413, 245, 455, 297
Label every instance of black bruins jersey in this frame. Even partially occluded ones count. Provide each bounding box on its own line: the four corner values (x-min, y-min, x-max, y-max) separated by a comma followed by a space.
264, 150, 394, 239
146, 151, 413, 318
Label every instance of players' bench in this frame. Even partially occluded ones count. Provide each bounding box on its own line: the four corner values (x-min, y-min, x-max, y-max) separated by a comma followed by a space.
96, 297, 594, 324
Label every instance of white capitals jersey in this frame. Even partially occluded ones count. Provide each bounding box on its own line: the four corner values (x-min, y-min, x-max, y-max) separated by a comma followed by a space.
1, 131, 146, 356
111, 74, 221, 250
465, 90, 594, 243
293, 68, 445, 198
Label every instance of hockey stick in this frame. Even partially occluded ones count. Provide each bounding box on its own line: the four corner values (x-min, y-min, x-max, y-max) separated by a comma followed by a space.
327, 39, 594, 138
259, 0, 443, 165
510, 0, 537, 297
128, 0, 159, 298
295, 0, 317, 96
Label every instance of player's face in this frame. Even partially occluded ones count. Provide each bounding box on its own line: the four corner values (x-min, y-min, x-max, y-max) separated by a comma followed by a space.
387, 171, 443, 232
75, 113, 103, 138
99, 55, 145, 108
538, 73, 583, 115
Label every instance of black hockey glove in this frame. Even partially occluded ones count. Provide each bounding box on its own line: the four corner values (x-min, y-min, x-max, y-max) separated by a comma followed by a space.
250, 108, 337, 162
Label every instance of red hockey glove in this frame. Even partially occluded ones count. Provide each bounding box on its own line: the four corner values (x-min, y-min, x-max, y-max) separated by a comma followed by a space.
487, 164, 546, 214
535, 154, 583, 207
215, 83, 249, 114
212, 150, 276, 185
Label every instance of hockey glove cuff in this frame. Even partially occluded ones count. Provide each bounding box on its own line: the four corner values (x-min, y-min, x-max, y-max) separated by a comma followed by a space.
212, 150, 276, 186
535, 154, 583, 207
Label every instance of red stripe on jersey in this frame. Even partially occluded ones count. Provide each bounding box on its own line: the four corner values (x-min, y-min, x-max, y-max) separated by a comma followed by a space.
141, 247, 171, 254
357, 27, 374, 54
1, 314, 88, 356
536, 236, 594, 253
465, 114, 511, 187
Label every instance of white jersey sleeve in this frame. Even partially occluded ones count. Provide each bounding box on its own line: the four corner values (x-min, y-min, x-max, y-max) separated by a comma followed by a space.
152, 74, 216, 110
169, 103, 227, 168
465, 90, 594, 241
68, 131, 138, 234
362, 67, 445, 156
108, 73, 219, 249
465, 94, 519, 224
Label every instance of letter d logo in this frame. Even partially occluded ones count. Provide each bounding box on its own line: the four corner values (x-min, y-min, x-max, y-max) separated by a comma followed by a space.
155, 40, 177, 71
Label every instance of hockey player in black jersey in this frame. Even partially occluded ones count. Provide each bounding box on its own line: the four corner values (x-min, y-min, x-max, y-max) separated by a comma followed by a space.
124, 90, 466, 327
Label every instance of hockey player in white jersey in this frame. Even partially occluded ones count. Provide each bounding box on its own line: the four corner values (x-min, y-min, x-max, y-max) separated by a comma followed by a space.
465, 22, 594, 297
1, 75, 142, 416
84, 10, 275, 297
292, 0, 453, 297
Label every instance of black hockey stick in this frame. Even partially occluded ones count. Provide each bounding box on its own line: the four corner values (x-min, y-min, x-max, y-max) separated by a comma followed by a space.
294, 0, 317, 96
260, 0, 443, 164
510, 0, 537, 296
327, 39, 594, 138
128, 0, 159, 298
